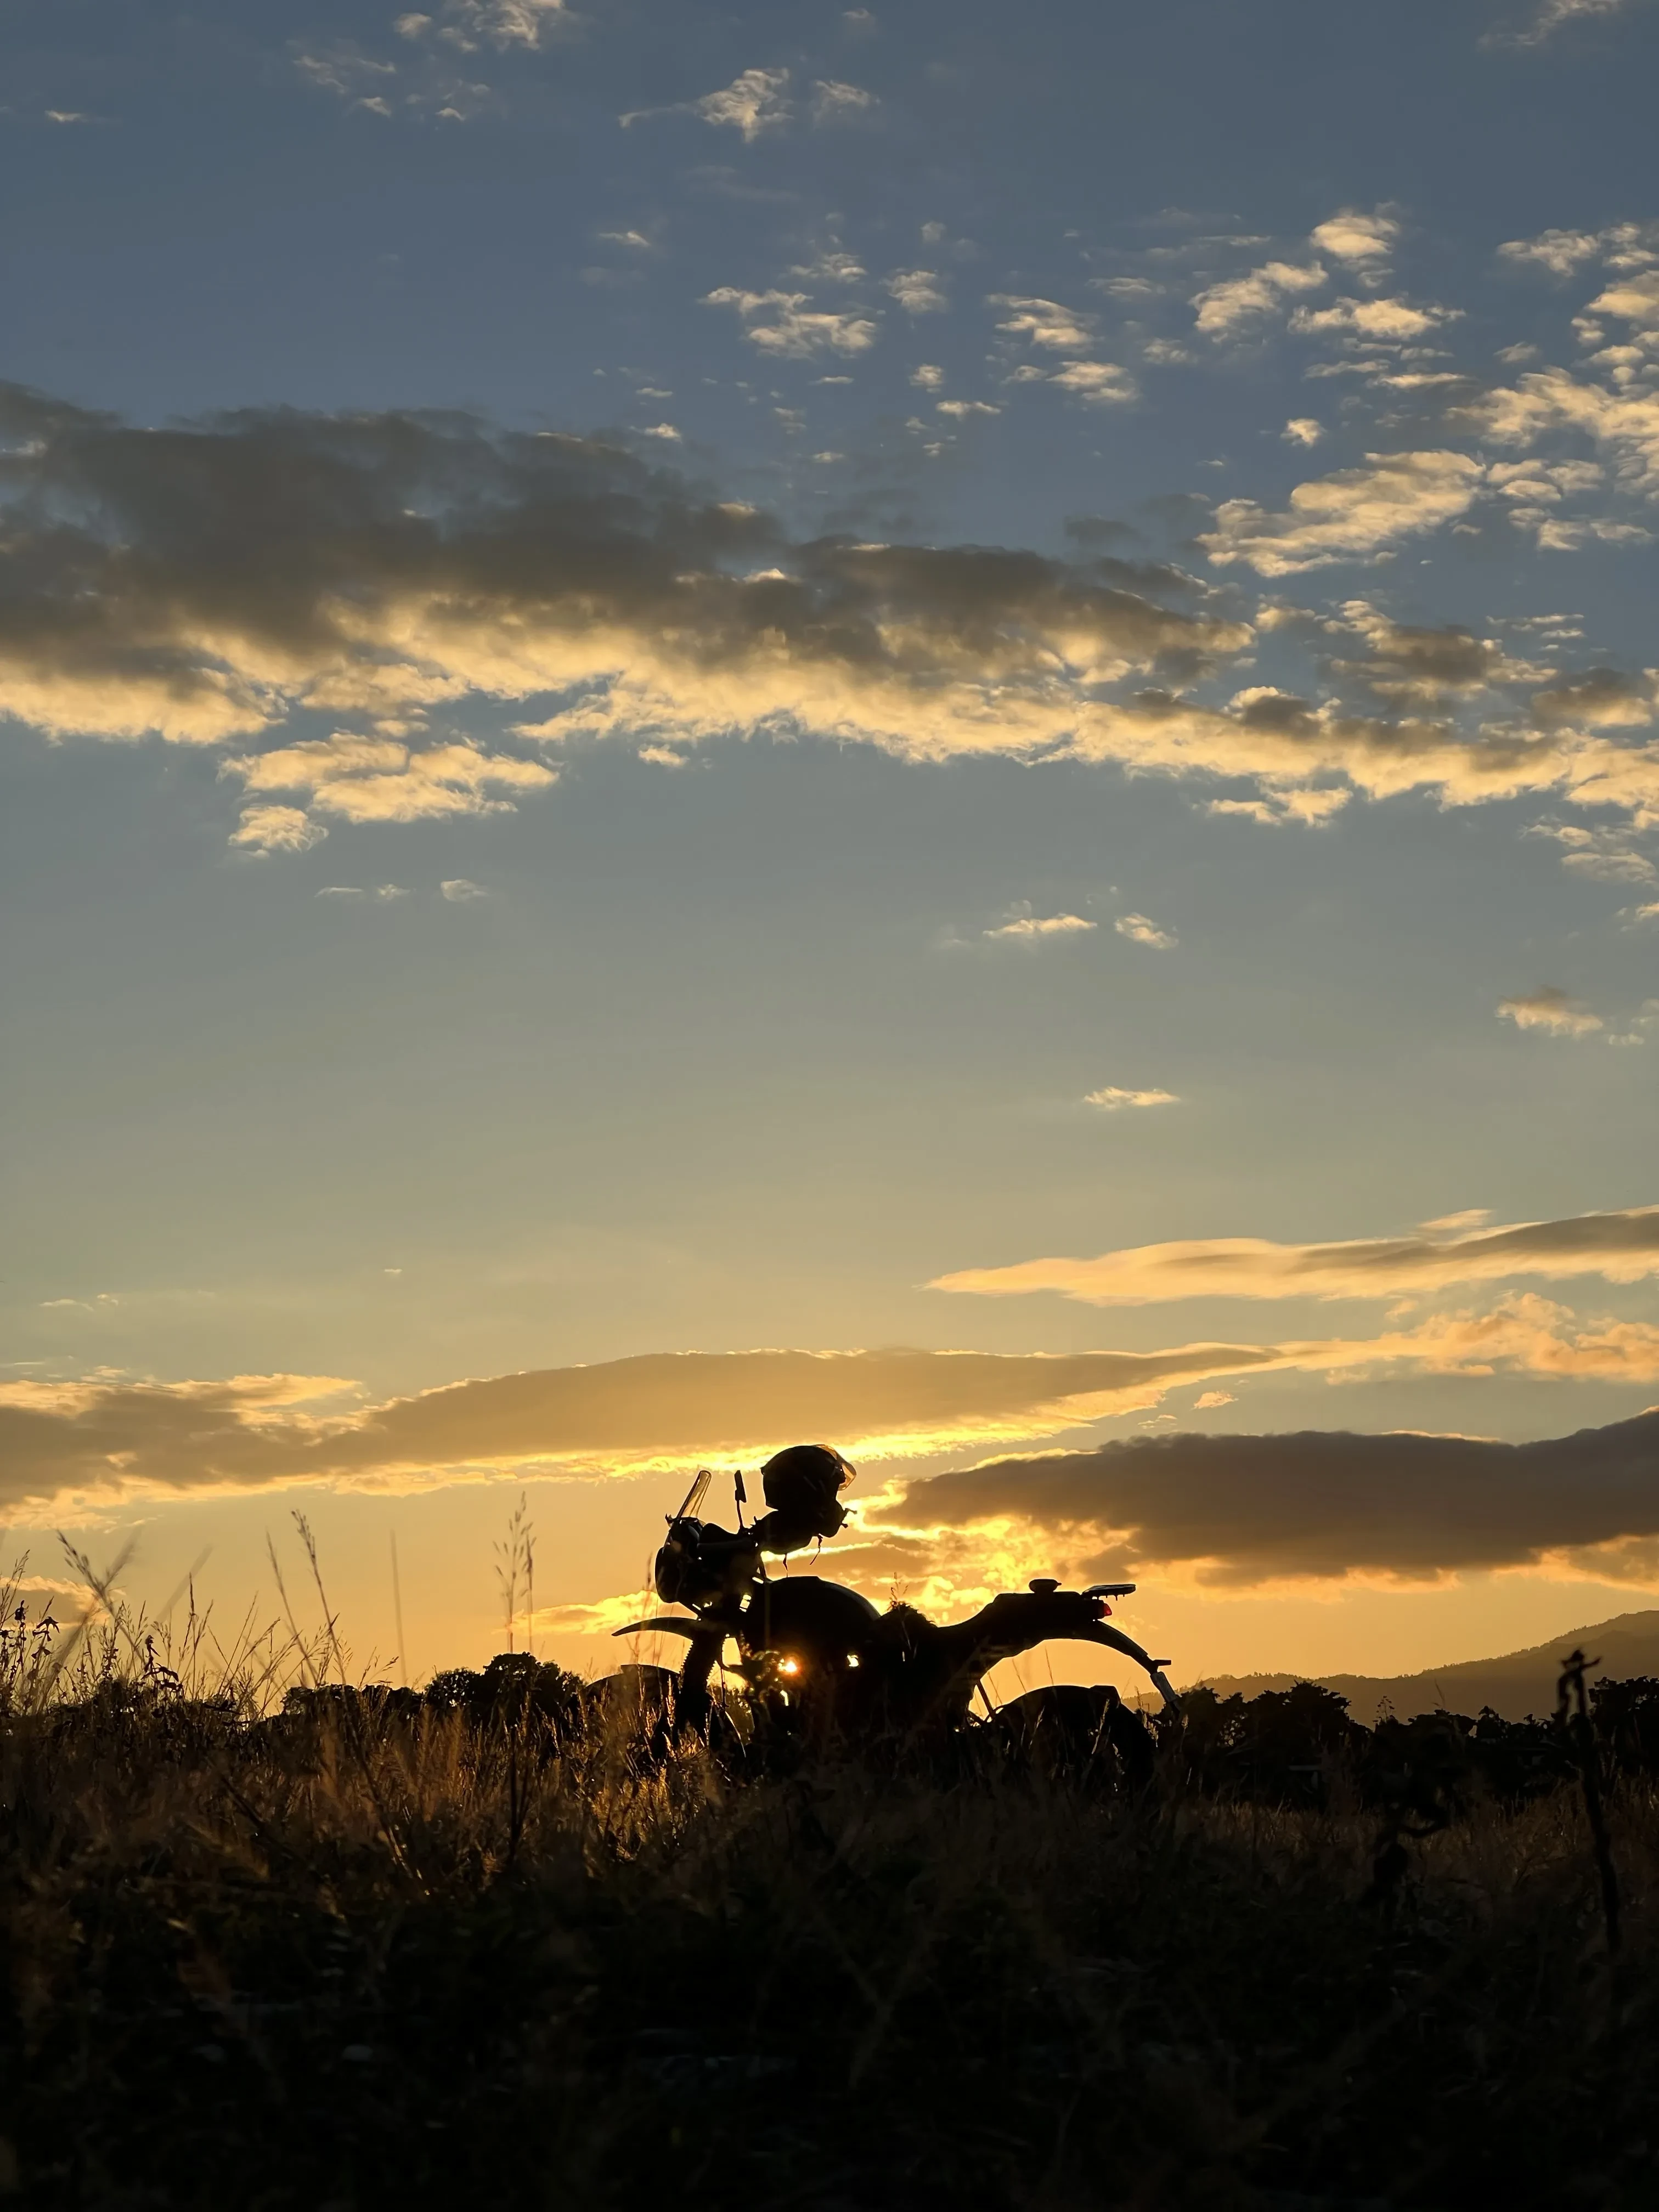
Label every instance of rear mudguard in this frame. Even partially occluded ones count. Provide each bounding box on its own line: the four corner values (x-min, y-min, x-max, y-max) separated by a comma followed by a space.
1071, 1621, 1181, 1716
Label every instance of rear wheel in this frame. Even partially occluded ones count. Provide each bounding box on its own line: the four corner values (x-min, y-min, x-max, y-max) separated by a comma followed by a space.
989, 1683, 1156, 1792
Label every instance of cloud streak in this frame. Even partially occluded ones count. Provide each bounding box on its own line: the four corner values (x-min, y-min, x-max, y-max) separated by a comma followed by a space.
9, 1292, 1659, 1519
930, 1203, 1659, 1306
983, 912, 1095, 942
1085, 1086, 1178, 1110
1489, 0, 1638, 48
0, 1345, 1290, 1511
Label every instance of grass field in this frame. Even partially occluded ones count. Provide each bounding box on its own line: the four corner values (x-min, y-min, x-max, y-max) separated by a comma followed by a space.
4, 1577, 1659, 2209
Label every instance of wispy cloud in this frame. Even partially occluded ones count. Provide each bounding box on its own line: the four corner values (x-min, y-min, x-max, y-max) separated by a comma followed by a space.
1290, 295, 1459, 343
1497, 985, 1604, 1035
396, 1, 567, 49
230, 806, 327, 855
1500, 229, 1604, 276
1114, 912, 1176, 949
228, 735, 556, 848
691, 67, 791, 139
990, 296, 1097, 352
1309, 210, 1400, 266
811, 79, 877, 123
704, 288, 879, 357
983, 912, 1095, 941
289, 31, 495, 123
1192, 260, 1326, 339
1530, 821, 1655, 881
441, 0, 567, 49
885, 269, 947, 313
291, 42, 397, 105
1487, 0, 1639, 49
1481, 363, 1659, 500
1085, 1086, 1179, 1110
1047, 360, 1137, 404
1201, 452, 1486, 576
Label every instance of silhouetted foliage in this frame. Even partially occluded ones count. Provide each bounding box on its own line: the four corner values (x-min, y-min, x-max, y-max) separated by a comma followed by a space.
1170, 1679, 1368, 1802
13, 1642, 1659, 2207
1592, 1672, 1659, 1774
421, 1651, 588, 1732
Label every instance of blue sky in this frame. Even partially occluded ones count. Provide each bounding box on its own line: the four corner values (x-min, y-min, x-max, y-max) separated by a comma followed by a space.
4, 0, 1659, 1689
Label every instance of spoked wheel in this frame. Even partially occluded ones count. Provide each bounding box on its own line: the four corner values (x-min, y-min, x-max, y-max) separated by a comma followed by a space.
987, 1683, 1157, 1793
583, 1663, 747, 1767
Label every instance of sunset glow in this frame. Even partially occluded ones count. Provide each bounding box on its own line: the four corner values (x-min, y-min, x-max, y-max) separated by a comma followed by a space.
5, 0, 1658, 1701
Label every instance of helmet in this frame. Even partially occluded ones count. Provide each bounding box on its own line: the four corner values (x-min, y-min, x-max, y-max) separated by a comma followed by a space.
760, 1443, 855, 1543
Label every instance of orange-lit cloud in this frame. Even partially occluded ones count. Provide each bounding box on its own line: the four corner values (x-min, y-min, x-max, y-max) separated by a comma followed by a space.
1497, 986, 1604, 1036
931, 1201, 1659, 1306
982, 912, 1094, 941
1200, 450, 1485, 576
7, 1295, 1659, 1519
0, 1345, 1288, 1513
229, 733, 556, 838
1085, 1085, 1178, 1110
1192, 259, 1327, 340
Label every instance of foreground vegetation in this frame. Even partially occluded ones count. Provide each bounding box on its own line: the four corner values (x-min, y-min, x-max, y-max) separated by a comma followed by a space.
4, 1600, 1659, 2208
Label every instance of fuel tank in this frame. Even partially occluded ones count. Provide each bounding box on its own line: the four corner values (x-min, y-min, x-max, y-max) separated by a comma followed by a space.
738, 1575, 882, 1670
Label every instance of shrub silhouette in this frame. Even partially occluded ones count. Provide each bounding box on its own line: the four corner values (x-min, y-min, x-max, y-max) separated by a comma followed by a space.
10, 1652, 1659, 2209
1591, 1671, 1659, 1774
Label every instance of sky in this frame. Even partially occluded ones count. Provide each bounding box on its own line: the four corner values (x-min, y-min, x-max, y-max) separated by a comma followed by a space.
4, 0, 1659, 1697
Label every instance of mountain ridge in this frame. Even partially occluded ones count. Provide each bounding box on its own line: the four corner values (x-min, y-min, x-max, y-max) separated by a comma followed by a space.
1189, 1607, 1659, 1722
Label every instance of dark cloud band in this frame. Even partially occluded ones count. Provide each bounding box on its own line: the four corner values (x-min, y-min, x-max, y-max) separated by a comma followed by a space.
879, 1410, 1659, 1585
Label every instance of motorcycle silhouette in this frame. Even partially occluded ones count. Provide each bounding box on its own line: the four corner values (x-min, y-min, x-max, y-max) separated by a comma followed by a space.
606, 1446, 1180, 1785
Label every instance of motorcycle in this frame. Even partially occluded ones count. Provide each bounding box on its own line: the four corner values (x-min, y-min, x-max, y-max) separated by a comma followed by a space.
603, 1447, 1180, 1786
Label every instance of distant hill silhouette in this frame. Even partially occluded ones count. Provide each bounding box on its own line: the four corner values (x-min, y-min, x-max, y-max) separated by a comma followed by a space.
1191, 1608, 1659, 1722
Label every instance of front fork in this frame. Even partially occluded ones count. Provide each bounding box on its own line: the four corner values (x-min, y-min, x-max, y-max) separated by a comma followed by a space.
672, 1628, 727, 1731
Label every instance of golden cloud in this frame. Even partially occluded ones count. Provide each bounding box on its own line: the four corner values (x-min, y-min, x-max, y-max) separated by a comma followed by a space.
8, 1296, 1659, 1518
930, 1203, 1659, 1306
2, 386, 1656, 843
1200, 451, 1486, 577
0, 1345, 1289, 1513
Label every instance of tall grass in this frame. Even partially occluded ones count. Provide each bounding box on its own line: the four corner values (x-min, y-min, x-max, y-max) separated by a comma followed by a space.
3, 1565, 1659, 2207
